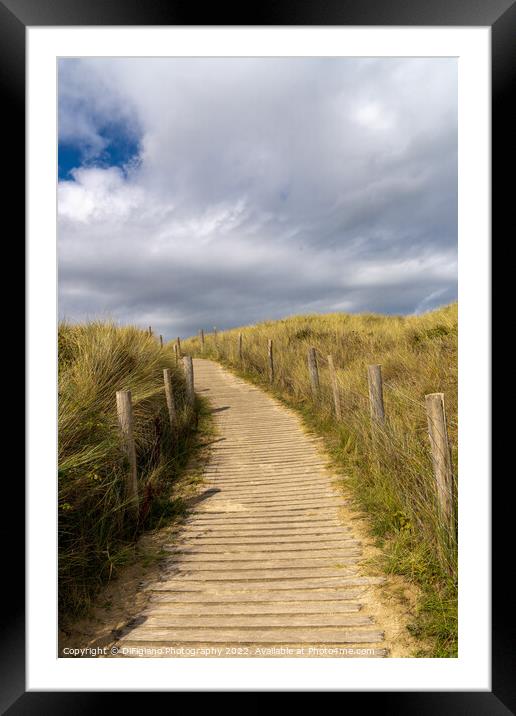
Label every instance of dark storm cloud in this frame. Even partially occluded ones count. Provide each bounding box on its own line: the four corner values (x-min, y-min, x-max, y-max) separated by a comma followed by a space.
58, 57, 457, 339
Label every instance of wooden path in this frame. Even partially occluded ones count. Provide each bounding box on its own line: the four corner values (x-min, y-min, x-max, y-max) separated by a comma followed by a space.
116, 359, 388, 657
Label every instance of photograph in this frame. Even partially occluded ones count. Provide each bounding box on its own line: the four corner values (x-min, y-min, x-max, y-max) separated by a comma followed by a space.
8, 0, 504, 702
57, 55, 459, 660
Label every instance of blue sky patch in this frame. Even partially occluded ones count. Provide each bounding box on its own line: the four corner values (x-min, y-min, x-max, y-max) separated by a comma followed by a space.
58, 122, 141, 180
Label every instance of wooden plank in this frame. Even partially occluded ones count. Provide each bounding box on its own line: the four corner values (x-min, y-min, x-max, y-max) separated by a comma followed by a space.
208, 494, 338, 505
149, 588, 366, 604
181, 518, 346, 539
194, 506, 344, 517
178, 531, 353, 542
202, 469, 328, 478
165, 557, 361, 570
208, 481, 333, 492
176, 534, 355, 546
183, 526, 349, 537
180, 526, 353, 538
168, 540, 361, 553
208, 444, 320, 450
120, 628, 384, 644
189, 514, 344, 524
176, 518, 346, 539
165, 566, 360, 581
195, 501, 346, 514
204, 458, 326, 465
184, 513, 348, 524
153, 576, 385, 592
148, 602, 363, 615
198, 492, 348, 513
183, 516, 346, 527
201, 494, 344, 506
143, 614, 373, 628
166, 551, 362, 564
202, 479, 332, 490
202, 486, 334, 496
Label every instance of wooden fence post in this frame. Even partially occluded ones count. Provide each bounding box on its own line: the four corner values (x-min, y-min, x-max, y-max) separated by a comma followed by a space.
327, 354, 342, 420
176, 337, 182, 358
200, 329, 205, 354
163, 368, 177, 433
159, 334, 163, 348
148, 326, 152, 336
367, 364, 385, 424
116, 390, 139, 517
173, 343, 178, 365
182, 355, 195, 408
307, 347, 320, 399
267, 339, 274, 383
238, 333, 243, 363
425, 393, 455, 533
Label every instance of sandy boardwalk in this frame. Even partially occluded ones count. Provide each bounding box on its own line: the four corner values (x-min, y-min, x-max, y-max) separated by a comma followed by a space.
115, 359, 393, 658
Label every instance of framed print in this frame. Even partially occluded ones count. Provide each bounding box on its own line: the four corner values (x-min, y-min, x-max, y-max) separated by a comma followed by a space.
6, 0, 509, 708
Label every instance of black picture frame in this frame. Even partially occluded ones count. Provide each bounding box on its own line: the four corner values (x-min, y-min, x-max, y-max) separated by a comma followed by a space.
8, 0, 507, 709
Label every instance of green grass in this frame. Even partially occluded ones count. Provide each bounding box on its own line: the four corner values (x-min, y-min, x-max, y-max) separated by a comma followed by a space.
183, 302, 458, 657
58, 321, 200, 617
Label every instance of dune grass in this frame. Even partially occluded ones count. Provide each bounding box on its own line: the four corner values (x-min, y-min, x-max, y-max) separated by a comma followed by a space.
183, 302, 458, 656
58, 321, 198, 617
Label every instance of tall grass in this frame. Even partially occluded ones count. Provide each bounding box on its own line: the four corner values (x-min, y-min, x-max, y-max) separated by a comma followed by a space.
58, 321, 197, 617
183, 303, 458, 656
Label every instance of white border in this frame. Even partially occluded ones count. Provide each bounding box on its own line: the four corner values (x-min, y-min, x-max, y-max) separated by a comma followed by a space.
27, 26, 490, 691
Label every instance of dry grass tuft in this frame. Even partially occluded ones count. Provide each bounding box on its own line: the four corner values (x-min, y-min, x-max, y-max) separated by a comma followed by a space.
59, 321, 197, 616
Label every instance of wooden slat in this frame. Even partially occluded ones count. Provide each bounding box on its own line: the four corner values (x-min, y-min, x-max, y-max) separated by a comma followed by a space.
179, 526, 353, 538
142, 614, 373, 628
184, 515, 347, 527
149, 588, 366, 603
176, 535, 359, 546
121, 627, 384, 644
166, 540, 361, 553
164, 565, 360, 580
152, 576, 384, 592
166, 547, 362, 560
147, 602, 363, 615
166, 555, 362, 569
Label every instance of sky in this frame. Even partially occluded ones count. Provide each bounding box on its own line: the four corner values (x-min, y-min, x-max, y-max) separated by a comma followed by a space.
58, 57, 457, 340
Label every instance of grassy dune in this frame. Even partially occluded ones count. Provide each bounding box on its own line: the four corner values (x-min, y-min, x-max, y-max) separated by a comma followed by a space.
183, 302, 458, 656
58, 321, 198, 617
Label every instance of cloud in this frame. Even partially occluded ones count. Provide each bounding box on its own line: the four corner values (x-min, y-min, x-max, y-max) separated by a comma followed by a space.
58, 166, 145, 222
58, 59, 141, 166
58, 57, 457, 338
